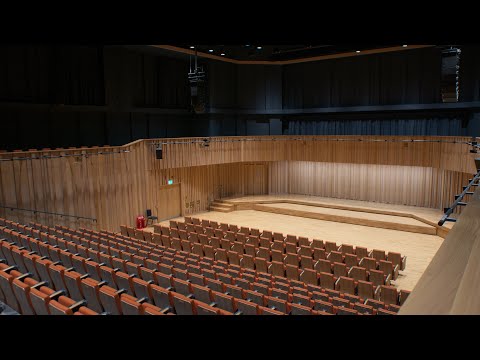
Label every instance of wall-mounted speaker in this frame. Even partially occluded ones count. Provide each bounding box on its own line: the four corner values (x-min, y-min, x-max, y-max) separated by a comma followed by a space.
156, 145, 163, 160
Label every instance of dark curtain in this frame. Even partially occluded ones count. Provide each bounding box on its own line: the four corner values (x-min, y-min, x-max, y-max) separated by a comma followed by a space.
286, 117, 466, 136
459, 45, 480, 102
141, 53, 190, 108
282, 47, 443, 109
0, 46, 105, 105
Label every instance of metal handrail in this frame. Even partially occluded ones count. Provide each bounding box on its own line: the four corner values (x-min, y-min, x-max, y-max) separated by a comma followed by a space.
438, 169, 480, 226
0, 149, 130, 162
0, 205, 97, 222
150, 137, 474, 147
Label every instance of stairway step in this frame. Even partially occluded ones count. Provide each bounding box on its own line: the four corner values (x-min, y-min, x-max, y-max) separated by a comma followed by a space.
210, 206, 233, 213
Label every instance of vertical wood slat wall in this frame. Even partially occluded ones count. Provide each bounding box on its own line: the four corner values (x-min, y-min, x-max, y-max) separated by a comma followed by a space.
0, 136, 476, 231
268, 161, 471, 212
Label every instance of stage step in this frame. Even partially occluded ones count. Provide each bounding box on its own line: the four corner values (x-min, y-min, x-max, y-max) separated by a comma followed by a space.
209, 200, 234, 213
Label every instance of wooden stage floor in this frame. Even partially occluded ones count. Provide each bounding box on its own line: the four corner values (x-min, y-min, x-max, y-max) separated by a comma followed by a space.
157, 195, 449, 291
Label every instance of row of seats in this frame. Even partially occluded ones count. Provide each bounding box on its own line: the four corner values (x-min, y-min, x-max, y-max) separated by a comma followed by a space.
148, 219, 407, 278
0, 261, 98, 315
176, 217, 406, 270
48, 222, 404, 308
12, 219, 408, 314
1, 221, 267, 315
0, 227, 236, 315
124, 224, 399, 292
88, 225, 408, 311
113, 227, 411, 306
79, 230, 403, 314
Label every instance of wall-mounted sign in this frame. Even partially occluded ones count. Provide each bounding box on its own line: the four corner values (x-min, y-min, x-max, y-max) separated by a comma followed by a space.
168, 179, 173, 185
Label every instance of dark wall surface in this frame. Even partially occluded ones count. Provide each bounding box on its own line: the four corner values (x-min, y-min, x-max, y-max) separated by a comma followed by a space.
0, 45, 479, 150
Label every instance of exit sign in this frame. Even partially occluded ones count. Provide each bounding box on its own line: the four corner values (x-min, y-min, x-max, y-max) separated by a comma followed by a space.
168, 179, 173, 185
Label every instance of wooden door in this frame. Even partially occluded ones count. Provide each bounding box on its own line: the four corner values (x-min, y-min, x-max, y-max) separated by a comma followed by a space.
244, 164, 267, 196
156, 183, 181, 220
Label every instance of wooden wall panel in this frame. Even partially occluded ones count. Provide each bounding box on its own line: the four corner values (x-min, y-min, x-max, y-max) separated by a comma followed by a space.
146, 136, 476, 174
0, 136, 476, 232
268, 161, 471, 211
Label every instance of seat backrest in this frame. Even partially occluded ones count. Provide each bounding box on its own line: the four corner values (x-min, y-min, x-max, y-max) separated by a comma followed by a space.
369, 269, 386, 287
336, 307, 358, 315
289, 302, 312, 315
244, 289, 265, 306
344, 254, 358, 268
314, 259, 332, 274
212, 291, 236, 313
380, 285, 398, 305
172, 293, 195, 315
194, 301, 220, 315
357, 280, 374, 300
325, 241, 338, 253
265, 296, 287, 313
300, 268, 317, 285
372, 249, 386, 261
285, 264, 300, 281
319, 272, 335, 290
335, 276, 355, 295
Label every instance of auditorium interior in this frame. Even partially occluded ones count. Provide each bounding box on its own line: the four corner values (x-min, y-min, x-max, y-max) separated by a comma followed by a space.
1, 43, 479, 316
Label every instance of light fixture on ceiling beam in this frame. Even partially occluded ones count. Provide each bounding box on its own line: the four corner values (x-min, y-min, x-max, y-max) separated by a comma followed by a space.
355, 50, 361, 53
208, 49, 214, 53
402, 44, 408, 47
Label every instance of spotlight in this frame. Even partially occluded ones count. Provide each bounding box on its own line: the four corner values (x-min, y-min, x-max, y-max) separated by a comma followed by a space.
257, 46, 262, 50
355, 50, 361, 53
208, 49, 213, 52
220, 53, 225, 56
190, 46, 195, 49
402, 44, 408, 47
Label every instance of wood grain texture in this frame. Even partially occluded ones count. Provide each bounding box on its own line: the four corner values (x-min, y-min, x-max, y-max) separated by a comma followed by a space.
399, 185, 480, 314
0, 136, 475, 232
268, 161, 471, 213
253, 202, 437, 235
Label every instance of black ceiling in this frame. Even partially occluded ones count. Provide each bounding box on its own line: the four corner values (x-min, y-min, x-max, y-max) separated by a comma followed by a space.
176, 44, 412, 61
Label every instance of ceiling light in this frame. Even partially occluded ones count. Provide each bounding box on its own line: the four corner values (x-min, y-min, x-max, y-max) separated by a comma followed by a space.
190, 46, 195, 49
355, 50, 361, 53
402, 44, 408, 47
257, 46, 262, 50
220, 53, 225, 56
245, 44, 250, 47
208, 49, 213, 52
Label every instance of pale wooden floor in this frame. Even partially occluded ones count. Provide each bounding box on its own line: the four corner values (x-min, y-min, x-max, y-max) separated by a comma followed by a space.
158, 207, 445, 292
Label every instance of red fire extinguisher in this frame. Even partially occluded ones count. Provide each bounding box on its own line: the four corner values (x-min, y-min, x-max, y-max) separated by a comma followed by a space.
136, 215, 146, 229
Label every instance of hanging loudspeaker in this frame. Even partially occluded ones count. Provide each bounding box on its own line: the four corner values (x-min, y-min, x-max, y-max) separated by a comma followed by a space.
156, 145, 163, 159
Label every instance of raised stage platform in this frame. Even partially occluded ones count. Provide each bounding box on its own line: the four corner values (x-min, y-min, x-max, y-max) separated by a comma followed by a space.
219, 194, 452, 237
